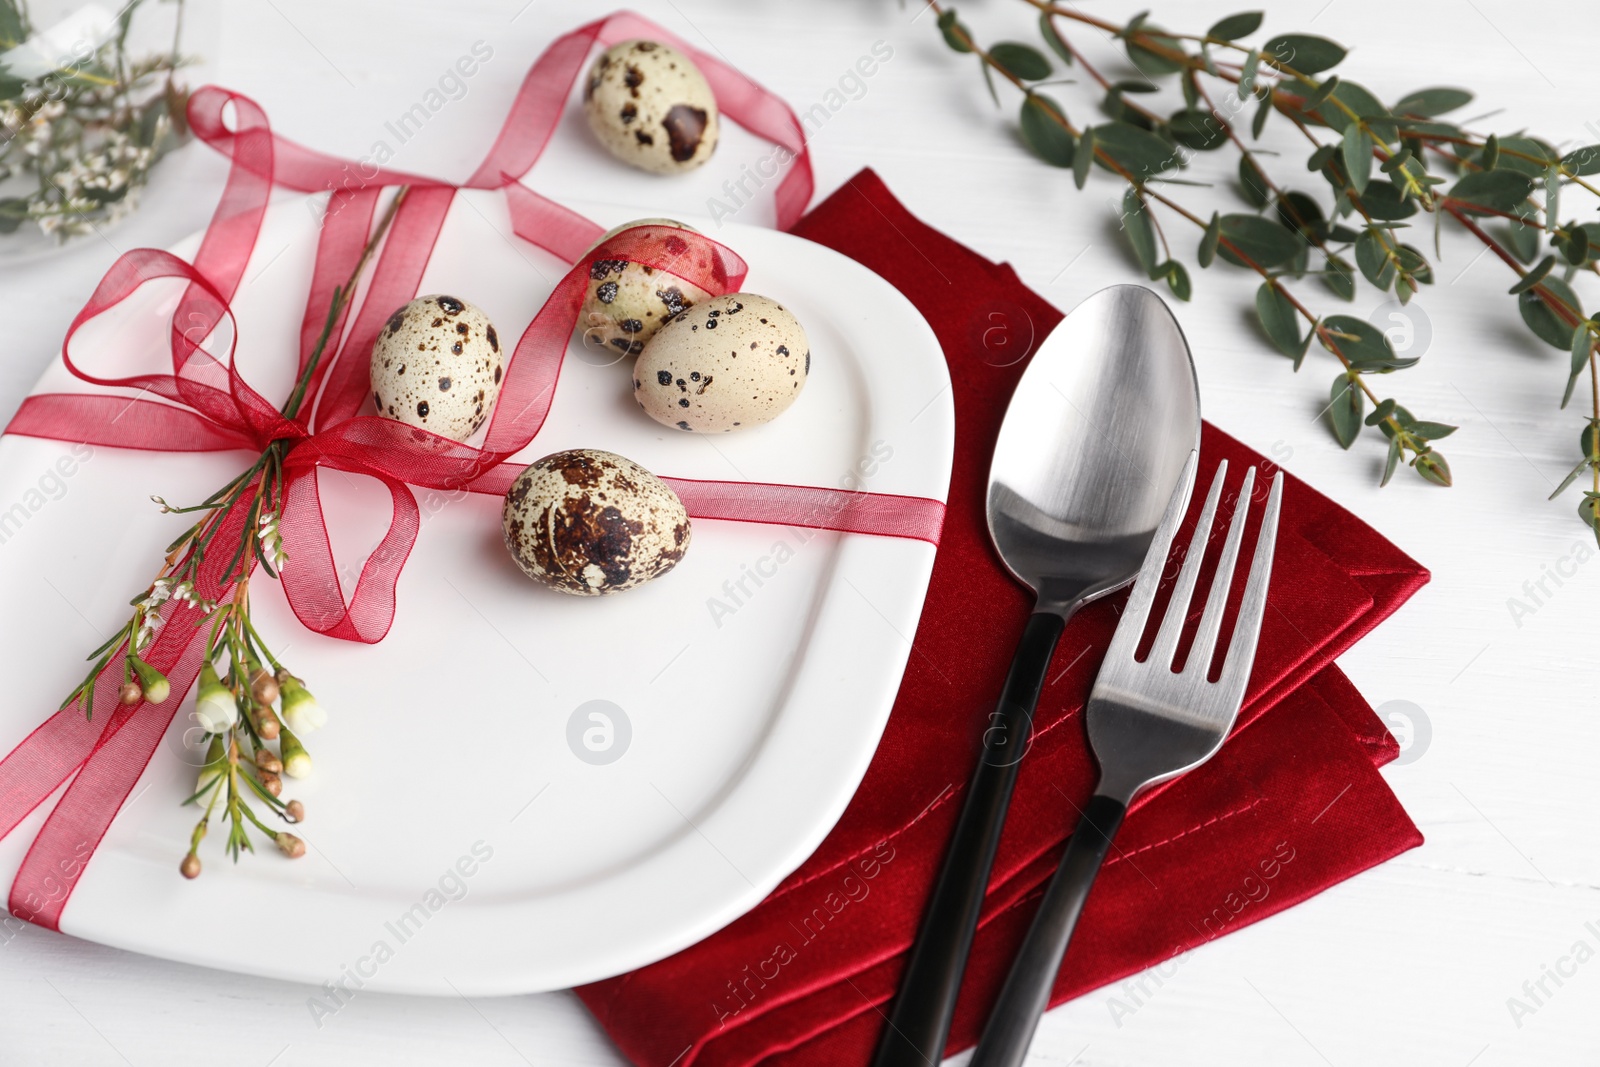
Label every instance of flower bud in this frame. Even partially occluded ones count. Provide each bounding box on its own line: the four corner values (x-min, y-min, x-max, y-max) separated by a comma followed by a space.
129, 657, 170, 704
194, 662, 238, 734
284, 799, 305, 823
279, 677, 326, 735
195, 735, 226, 798
274, 832, 306, 859
279, 726, 313, 779
256, 708, 281, 740
255, 750, 283, 775
250, 669, 280, 705
119, 681, 142, 705
180, 853, 201, 879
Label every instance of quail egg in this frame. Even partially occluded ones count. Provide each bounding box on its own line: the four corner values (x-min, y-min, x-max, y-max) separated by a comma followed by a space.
583, 39, 718, 174
579, 218, 713, 359
370, 295, 504, 442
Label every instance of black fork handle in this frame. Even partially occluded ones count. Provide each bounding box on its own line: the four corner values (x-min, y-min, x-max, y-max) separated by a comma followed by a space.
871, 611, 1064, 1067
969, 793, 1127, 1067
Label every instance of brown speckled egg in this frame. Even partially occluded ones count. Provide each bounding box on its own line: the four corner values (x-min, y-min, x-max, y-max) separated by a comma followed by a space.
502, 449, 691, 596
579, 218, 712, 359
583, 40, 718, 175
371, 295, 504, 441
632, 293, 809, 433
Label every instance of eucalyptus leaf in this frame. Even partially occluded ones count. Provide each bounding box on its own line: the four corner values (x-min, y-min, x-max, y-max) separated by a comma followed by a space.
1019, 94, 1076, 167
1508, 255, 1556, 295
1481, 133, 1501, 171
1275, 190, 1324, 242
1091, 121, 1179, 179
1562, 145, 1600, 177
1519, 276, 1584, 349
0, 197, 26, 236
1121, 187, 1161, 278
1327, 374, 1364, 448
1365, 397, 1397, 426
1262, 33, 1347, 75
1448, 170, 1535, 214
0, 1, 24, 48
1381, 435, 1402, 486
1476, 136, 1557, 177
1301, 81, 1396, 143
990, 41, 1052, 81
1342, 124, 1373, 195
1302, 76, 1339, 112
1239, 154, 1272, 207
1199, 212, 1222, 267
1392, 87, 1473, 117
1207, 11, 1263, 40
1358, 180, 1418, 221
1323, 314, 1414, 368
1355, 230, 1396, 290
1039, 12, 1075, 65
938, 9, 973, 53
1072, 126, 1096, 189
1507, 214, 1542, 263
1251, 89, 1272, 138
1255, 281, 1303, 356
979, 54, 1000, 107
1169, 107, 1229, 151
1563, 322, 1592, 408
1217, 213, 1305, 269
1408, 421, 1457, 440
1562, 225, 1590, 266
1322, 253, 1357, 301
1165, 259, 1192, 300
1125, 24, 1186, 76
1239, 49, 1262, 96
1415, 451, 1452, 487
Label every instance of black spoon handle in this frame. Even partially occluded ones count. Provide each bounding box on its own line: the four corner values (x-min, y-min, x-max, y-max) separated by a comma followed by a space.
969, 793, 1127, 1067
871, 611, 1065, 1067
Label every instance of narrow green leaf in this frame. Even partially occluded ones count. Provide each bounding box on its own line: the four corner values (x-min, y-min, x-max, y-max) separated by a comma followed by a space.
1381, 435, 1402, 486
1550, 457, 1590, 500
1239, 49, 1262, 96
1365, 397, 1397, 426
1447, 170, 1535, 214
1207, 11, 1264, 40
1073, 126, 1095, 189
990, 41, 1052, 81
1251, 88, 1272, 138
1254, 282, 1303, 357
1302, 76, 1340, 112
1481, 132, 1501, 171
1354, 230, 1396, 290
979, 54, 1000, 107
1392, 87, 1473, 117
1121, 187, 1161, 278
1508, 255, 1556, 295
1218, 214, 1305, 269
1199, 212, 1222, 268
1327, 373, 1364, 448
1519, 277, 1585, 349
1546, 163, 1562, 235
1019, 94, 1076, 167
1563, 322, 1593, 408
1263, 34, 1347, 75
938, 9, 973, 53
1239, 154, 1272, 208
1039, 12, 1075, 65
1407, 421, 1457, 440
1343, 124, 1373, 195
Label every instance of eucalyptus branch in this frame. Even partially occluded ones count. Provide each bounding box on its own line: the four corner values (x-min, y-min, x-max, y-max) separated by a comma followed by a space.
928, 1, 1600, 528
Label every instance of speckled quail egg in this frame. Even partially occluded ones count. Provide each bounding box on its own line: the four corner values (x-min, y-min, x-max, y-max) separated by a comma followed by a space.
583, 39, 718, 175
632, 293, 809, 433
502, 449, 691, 596
371, 295, 504, 442
579, 218, 713, 360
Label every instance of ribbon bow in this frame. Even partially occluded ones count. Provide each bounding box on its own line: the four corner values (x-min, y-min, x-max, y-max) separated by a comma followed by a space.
0, 11, 943, 932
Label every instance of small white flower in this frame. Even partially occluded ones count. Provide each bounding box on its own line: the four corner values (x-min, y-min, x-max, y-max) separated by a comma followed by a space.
280, 678, 326, 735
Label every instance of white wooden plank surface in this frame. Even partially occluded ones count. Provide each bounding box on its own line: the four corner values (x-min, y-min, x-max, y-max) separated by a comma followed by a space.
1, 1, 1596, 1064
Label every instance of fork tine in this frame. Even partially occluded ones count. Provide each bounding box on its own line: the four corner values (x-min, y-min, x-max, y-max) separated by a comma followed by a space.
1216, 472, 1283, 695
1146, 461, 1227, 670
1184, 466, 1256, 676
1102, 450, 1198, 665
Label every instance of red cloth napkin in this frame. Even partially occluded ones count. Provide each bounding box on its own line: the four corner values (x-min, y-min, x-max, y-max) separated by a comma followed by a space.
576, 170, 1427, 1065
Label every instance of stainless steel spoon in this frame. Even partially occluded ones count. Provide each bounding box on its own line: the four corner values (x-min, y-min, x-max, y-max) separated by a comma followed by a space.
872, 284, 1200, 1067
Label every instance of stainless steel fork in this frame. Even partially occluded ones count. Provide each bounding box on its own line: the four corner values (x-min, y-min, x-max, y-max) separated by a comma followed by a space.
969, 453, 1284, 1067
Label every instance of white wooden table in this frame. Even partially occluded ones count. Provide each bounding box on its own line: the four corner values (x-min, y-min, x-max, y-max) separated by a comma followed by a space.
1, 1, 1595, 1063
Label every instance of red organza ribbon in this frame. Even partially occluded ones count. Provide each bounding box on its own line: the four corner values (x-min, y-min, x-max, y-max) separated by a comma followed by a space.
0, 11, 941, 930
